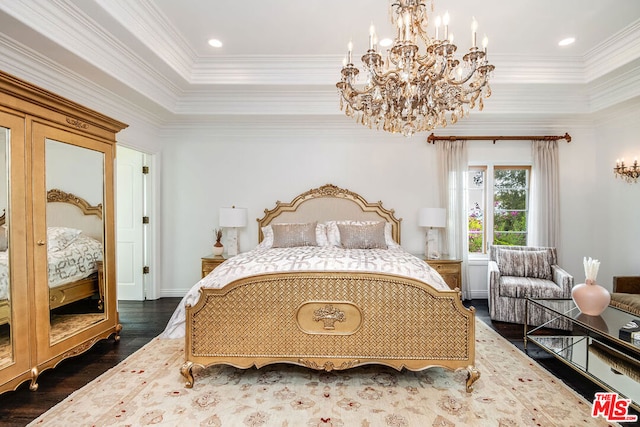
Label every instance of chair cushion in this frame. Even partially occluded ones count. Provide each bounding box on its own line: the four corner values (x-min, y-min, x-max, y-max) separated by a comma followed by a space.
610, 293, 640, 316
497, 249, 552, 280
499, 276, 564, 299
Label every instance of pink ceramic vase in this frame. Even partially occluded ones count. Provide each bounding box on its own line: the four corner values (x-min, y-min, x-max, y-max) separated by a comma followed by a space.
571, 279, 611, 316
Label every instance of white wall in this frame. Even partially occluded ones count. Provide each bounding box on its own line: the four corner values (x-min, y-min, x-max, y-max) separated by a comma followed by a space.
593, 103, 640, 289
46, 139, 104, 206
154, 115, 636, 299
158, 125, 443, 296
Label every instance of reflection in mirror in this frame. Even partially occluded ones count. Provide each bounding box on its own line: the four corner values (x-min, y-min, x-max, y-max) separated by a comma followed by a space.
0, 127, 11, 367
45, 139, 105, 344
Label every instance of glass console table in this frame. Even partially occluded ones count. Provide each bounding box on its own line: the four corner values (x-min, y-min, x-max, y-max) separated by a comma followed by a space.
524, 298, 640, 411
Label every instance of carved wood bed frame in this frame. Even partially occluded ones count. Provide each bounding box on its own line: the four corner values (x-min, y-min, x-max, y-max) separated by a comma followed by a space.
46, 188, 104, 310
181, 184, 479, 392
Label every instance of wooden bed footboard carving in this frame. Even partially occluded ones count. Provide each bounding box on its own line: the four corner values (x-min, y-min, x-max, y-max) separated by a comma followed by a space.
183, 271, 479, 392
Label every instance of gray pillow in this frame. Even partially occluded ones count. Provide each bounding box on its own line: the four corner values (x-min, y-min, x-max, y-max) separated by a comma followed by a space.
337, 222, 387, 249
497, 249, 551, 280
271, 222, 317, 248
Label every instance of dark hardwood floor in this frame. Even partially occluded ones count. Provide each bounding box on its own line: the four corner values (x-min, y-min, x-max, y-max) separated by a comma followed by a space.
0, 298, 181, 426
0, 298, 635, 425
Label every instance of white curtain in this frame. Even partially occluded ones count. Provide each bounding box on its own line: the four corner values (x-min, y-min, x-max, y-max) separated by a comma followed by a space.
528, 140, 560, 248
437, 140, 470, 300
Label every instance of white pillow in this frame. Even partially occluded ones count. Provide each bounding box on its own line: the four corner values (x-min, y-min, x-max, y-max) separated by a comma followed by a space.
258, 223, 328, 249
47, 227, 82, 252
325, 221, 398, 248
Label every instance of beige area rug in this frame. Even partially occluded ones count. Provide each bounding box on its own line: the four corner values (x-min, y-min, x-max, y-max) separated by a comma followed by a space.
29, 320, 616, 427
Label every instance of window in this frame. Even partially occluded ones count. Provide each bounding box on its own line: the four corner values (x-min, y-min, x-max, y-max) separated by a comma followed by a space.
467, 165, 530, 254
468, 167, 486, 254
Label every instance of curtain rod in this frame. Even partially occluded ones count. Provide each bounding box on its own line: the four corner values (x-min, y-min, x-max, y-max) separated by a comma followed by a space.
426, 132, 572, 144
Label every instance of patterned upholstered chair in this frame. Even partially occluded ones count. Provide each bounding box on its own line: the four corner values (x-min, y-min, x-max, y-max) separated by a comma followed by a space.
488, 245, 573, 325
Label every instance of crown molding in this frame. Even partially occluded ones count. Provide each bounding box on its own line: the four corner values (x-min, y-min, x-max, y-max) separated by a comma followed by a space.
0, 32, 166, 129
588, 61, 640, 112
0, 0, 182, 109
95, 0, 195, 81
1, 1, 638, 123
585, 18, 640, 82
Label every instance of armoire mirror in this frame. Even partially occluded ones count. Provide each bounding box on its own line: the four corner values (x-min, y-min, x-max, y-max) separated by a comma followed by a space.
0, 127, 11, 367
45, 138, 106, 345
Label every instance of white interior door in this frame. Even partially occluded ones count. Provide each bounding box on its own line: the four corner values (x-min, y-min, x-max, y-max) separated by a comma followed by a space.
116, 145, 145, 300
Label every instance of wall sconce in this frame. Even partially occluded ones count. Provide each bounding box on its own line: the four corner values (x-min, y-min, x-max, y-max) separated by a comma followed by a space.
418, 207, 446, 259
614, 158, 639, 183
219, 206, 248, 256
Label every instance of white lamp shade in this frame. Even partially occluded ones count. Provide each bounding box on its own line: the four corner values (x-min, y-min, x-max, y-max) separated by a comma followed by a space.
219, 207, 248, 227
418, 207, 446, 228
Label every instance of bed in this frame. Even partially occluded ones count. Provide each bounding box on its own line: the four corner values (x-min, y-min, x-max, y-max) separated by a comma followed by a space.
173, 184, 479, 392
0, 189, 104, 318
45, 188, 104, 311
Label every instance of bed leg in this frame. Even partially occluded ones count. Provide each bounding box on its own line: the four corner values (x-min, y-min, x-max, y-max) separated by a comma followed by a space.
465, 365, 481, 392
181, 362, 195, 388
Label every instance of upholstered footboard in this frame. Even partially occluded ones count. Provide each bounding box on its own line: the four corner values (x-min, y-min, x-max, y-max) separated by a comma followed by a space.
182, 271, 479, 392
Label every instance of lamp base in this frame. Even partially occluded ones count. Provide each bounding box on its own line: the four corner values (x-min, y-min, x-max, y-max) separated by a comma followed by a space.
425, 228, 440, 260
226, 228, 239, 256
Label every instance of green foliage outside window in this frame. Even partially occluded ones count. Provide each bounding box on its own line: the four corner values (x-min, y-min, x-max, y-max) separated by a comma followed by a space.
493, 169, 528, 246
468, 202, 483, 253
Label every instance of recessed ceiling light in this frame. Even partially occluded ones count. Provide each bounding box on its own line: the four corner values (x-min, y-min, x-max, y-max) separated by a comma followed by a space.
558, 37, 575, 47
379, 38, 393, 47
208, 39, 223, 48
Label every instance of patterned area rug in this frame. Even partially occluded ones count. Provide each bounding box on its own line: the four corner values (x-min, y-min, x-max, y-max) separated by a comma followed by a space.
29, 320, 615, 427
50, 313, 105, 343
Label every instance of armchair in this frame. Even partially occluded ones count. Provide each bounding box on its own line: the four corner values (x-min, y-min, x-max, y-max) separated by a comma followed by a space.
488, 245, 573, 325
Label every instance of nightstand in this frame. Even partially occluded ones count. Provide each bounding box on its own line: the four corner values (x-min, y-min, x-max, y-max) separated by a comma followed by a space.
424, 258, 462, 290
201, 254, 229, 278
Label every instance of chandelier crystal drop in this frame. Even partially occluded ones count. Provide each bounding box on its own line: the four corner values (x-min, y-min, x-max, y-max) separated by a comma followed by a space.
336, 0, 495, 137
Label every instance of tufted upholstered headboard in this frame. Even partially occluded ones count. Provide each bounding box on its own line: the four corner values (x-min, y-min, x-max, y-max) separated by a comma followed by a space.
46, 188, 103, 243
256, 184, 402, 244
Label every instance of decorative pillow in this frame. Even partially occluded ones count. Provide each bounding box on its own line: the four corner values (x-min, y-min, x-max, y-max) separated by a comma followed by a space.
337, 222, 388, 249
315, 223, 329, 247
259, 223, 328, 249
326, 220, 398, 247
497, 249, 552, 280
258, 225, 275, 249
271, 222, 318, 248
47, 227, 82, 252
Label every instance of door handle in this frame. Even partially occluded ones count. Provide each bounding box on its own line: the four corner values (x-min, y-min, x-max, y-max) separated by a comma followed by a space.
37, 240, 45, 246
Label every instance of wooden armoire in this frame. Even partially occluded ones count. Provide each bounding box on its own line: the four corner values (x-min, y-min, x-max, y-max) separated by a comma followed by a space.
0, 70, 127, 394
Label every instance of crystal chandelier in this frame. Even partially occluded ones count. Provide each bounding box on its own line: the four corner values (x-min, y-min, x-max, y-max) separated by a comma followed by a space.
336, 0, 495, 137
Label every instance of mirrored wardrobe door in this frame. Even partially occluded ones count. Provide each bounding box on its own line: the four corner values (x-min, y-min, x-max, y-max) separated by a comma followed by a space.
31, 121, 113, 358
0, 126, 11, 368
45, 139, 106, 345
0, 110, 29, 388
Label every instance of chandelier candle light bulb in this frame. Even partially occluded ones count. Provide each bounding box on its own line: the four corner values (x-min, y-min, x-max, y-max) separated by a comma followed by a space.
571, 257, 611, 316
471, 17, 478, 47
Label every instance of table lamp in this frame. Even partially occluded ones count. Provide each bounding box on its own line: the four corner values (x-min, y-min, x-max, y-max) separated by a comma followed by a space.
219, 206, 247, 256
418, 207, 446, 259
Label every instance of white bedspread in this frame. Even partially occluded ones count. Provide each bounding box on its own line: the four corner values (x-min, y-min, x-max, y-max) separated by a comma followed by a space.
0, 235, 102, 301
161, 245, 449, 339
0, 252, 8, 300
